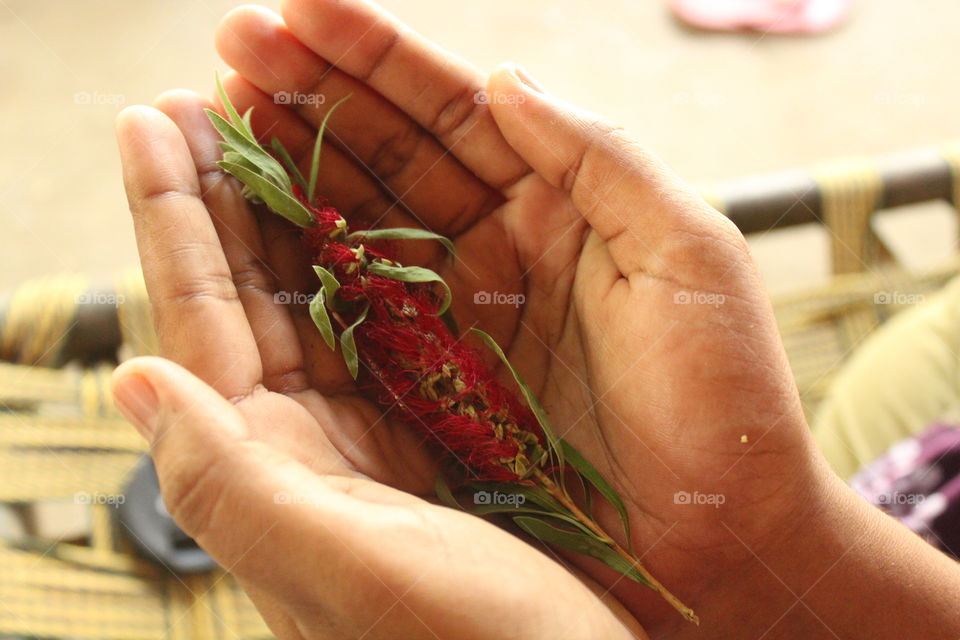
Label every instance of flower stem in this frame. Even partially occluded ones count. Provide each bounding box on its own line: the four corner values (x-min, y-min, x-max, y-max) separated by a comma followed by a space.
533, 469, 699, 625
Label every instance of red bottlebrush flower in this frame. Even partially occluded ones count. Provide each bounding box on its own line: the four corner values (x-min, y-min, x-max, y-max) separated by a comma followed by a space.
207, 76, 698, 625
301, 201, 547, 483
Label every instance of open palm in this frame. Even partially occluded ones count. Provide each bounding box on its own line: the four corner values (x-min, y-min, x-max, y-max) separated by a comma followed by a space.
117, 1, 826, 637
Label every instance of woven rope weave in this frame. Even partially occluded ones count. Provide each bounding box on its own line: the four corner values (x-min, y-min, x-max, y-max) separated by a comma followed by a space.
0, 277, 270, 639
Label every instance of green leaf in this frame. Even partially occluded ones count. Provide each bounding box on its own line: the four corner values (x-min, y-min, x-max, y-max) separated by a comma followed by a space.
513, 516, 653, 589
570, 465, 593, 519
207, 110, 291, 191
434, 475, 461, 510
309, 289, 336, 350
241, 106, 255, 138
560, 438, 631, 549
346, 227, 456, 260
221, 150, 260, 175
312, 265, 340, 303
340, 304, 369, 379
214, 72, 256, 142
470, 328, 563, 468
474, 503, 592, 534
307, 94, 352, 205
271, 136, 308, 192
217, 161, 314, 227
366, 262, 452, 315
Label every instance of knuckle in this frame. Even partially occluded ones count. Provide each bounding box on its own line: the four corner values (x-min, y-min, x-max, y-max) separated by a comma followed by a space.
158, 453, 231, 540
366, 124, 422, 182
229, 257, 276, 298
354, 28, 401, 83
159, 268, 240, 307
562, 119, 627, 194
427, 83, 481, 141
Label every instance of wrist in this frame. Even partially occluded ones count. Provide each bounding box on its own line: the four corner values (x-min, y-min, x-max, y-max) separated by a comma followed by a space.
695, 455, 960, 639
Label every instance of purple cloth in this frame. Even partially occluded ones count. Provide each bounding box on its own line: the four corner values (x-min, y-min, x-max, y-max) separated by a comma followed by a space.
850, 423, 960, 558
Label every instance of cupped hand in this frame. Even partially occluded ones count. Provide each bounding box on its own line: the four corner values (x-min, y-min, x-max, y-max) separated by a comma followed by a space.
115, 0, 839, 637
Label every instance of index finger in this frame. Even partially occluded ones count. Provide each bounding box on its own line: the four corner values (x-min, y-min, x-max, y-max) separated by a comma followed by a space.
279, 0, 530, 189
116, 105, 263, 398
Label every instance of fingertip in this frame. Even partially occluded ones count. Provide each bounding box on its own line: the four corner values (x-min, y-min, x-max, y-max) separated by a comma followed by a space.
115, 106, 184, 168
153, 89, 212, 118
216, 4, 284, 68
115, 105, 167, 139
485, 62, 551, 128
112, 357, 169, 441
151, 89, 223, 166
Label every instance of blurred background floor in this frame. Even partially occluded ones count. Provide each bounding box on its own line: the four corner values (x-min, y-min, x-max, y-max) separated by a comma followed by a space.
1, 0, 956, 293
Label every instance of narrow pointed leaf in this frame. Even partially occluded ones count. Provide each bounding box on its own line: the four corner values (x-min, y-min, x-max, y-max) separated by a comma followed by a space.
346, 228, 456, 260
214, 72, 255, 142
221, 150, 260, 174
312, 265, 340, 303
309, 289, 336, 350
271, 136, 308, 192
513, 516, 653, 589
340, 304, 369, 379
560, 438, 631, 548
470, 328, 563, 468
308, 94, 352, 205
434, 475, 461, 510
217, 161, 313, 227
207, 110, 291, 190
366, 263, 452, 315
241, 106, 255, 138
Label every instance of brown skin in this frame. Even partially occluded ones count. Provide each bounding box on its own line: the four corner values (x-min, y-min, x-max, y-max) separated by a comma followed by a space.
113, 1, 960, 638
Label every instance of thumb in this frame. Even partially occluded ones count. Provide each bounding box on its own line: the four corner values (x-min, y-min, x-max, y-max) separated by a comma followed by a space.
109, 356, 358, 597
485, 63, 734, 277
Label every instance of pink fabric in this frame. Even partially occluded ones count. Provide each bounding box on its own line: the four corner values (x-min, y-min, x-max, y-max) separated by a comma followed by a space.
670, 0, 852, 34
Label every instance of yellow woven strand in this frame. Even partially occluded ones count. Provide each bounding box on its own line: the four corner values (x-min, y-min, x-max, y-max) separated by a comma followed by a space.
0, 423, 144, 450
90, 503, 115, 554
0, 361, 77, 406
115, 268, 158, 357
0, 451, 139, 501
0, 274, 87, 366
0, 548, 154, 594
190, 574, 219, 639
80, 368, 103, 417
211, 573, 242, 638
165, 576, 191, 640
813, 158, 884, 275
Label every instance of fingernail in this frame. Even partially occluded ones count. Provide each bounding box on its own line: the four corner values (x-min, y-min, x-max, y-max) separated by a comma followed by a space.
113, 373, 159, 440
512, 64, 545, 94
